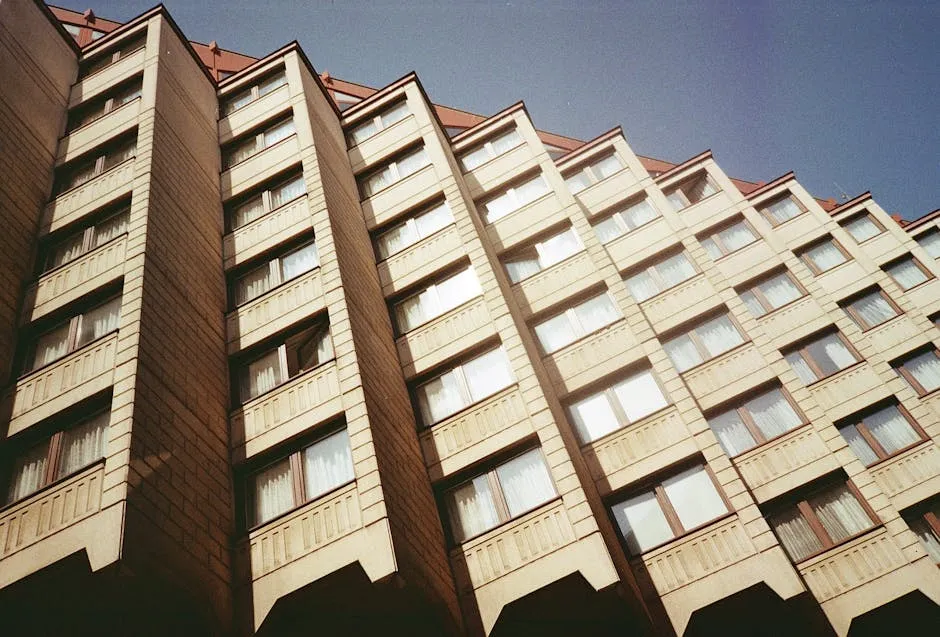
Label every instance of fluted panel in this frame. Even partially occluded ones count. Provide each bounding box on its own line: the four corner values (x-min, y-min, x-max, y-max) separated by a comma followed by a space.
798, 528, 906, 602
735, 425, 831, 491
223, 196, 312, 269
514, 251, 597, 317
377, 224, 463, 294
42, 160, 135, 234
583, 408, 690, 480
396, 297, 493, 376
870, 443, 940, 502
683, 344, 769, 410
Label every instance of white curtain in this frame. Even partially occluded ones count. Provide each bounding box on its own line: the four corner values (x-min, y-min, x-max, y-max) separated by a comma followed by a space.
845, 216, 880, 242
57, 412, 109, 479
48, 233, 86, 269
593, 154, 623, 179
841, 426, 880, 466
666, 189, 690, 211
77, 297, 121, 346
303, 430, 355, 500
447, 476, 500, 542
740, 291, 766, 318
496, 449, 556, 517
484, 191, 515, 222
701, 237, 723, 260
7, 443, 49, 504
851, 293, 896, 328
748, 390, 801, 439
866, 406, 920, 456
573, 294, 619, 334
32, 323, 70, 370
350, 118, 379, 145
464, 348, 513, 402
820, 335, 858, 370
491, 129, 523, 156
377, 220, 419, 260
270, 175, 305, 209
535, 313, 577, 354
623, 199, 658, 229
761, 273, 801, 308
811, 485, 873, 544
252, 459, 294, 526
888, 260, 928, 290
720, 222, 756, 252
236, 263, 275, 305
626, 270, 660, 302
242, 349, 281, 401
281, 243, 319, 281
258, 71, 287, 97
380, 101, 410, 128
805, 242, 846, 272
397, 147, 430, 179
263, 119, 296, 148
92, 210, 130, 248
594, 216, 625, 244
570, 392, 620, 443
414, 202, 453, 238
225, 137, 260, 168
435, 267, 481, 314
418, 370, 466, 425
698, 316, 742, 357
612, 490, 673, 554
222, 86, 253, 115
919, 232, 940, 258
614, 371, 668, 423
661, 465, 727, 530
537, 228, 580, 268
910, 519, 940, 564
685, 174, 717, 204
664, 335, 702, 372
772, 509, 824, 562
565, 171, 591, 194
231, 195, 265, 229
709, 411, 757, 457
103, 141, 136, 171
658, 253, 696, 288
504, 255, 541, 283
764, 197, 801, 224
786, 352, 819, 385
905, 352, 940, 393
515, 175, 550, 206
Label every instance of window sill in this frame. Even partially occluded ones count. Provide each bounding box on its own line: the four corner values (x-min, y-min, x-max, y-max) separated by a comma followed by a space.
451, 495, 562, 547
809, 259, 853, 277
53, 157, 136, 200
376, 222, 456, 264
862, 437, 931, 469
483, 191, 555, 225
896, 276, 936, 293
578, 403, 676, 448
234, 356, 336, 410
857, 311, 904, 333
18, 329, 120, 381
728, 421, 813, 460
226, 192, 307, 235
36, 232, 129, 280
395, 294, 484, 338
62, 96, 142, 140
359, 160, 433, 202
752, 293, 810, 320
675, 340, 751, 376
245, 478, 356, 534
508, 248, 585, 286
792, 524, 882, 566
764, 210, 808, 228
635, 272, 704, 305
0, 457, 106, 515
596, 211, 660, 243
219, 83, 289, 121
710, 239, 760, 261
540, 317, 625, 358
459, 140, 525, 174
675, 190, 723, 213
422, 381, 518, 430
222, 132, 297, 172
75, 45, 145, 85
230, 264, 320, 311
801, 359, 866, 388
345, 110, 414, 149
570, 166, 632, 195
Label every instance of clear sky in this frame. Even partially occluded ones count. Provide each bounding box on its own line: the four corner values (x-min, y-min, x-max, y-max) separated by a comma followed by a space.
59, 1, 939, 219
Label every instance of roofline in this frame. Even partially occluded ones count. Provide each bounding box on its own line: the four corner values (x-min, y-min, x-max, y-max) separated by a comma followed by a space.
339, 72, 419, 121
744, 171, 796, 201
450, 101, 527, 144
904, 207, 940, 231
33, 0, 81, 55
555, 127, 623, 166
654, 150, 713, 183
828, 191, 872, 215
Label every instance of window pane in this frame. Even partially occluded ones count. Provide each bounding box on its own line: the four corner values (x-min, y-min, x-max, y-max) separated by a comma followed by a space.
757, 273, 801, 310
504, 252, 541, 283
565, 171, 592, 194
92, 210, 130, 248
625, 269, 659, 302
31, 323, 70, 370
293, 325, 332, 372
483, 190, 515, 222
349, 118, 379, 145
225, 137, 260, 168
515, 175, 550, 206
396, 147, 430, 178
848, 292, 897, 328
258, 71, 287, 97
804, 241, 847, 272
612, 490, 674, 554
593, 155, 623, 179
418, 370, 466, 425
236, 262, 275, 305
656, 253, 696, 288
910, 517, 940, 564
435, 268, 482, 314
241, 349, 282, 401
696, 315, 743, 358
496, 449, 556, 517
7, 442, 49, 503
222, 87, 254, 115
745, 389, 802, 440
231, 195, 265, 229
280, 243, 319, 281
569, 392, 621, 443
395, 288, 435, 333
622, 198, 658, 229
447, 475, 500, 542
741, 291, 766, 318
786, 351, 819, 384
269, 174, 306, 209
572, 294, 619, 334
809, 484, 874, 544
664, 335, 702, 372
303, 430, 355, 500
380, 102, 410, 128
901, 351, 940, 393
461, 146, 493, 172
252, 458, 294, 526
613, 371, 668, 423
263, 119, 296, 147
772, 508, 824, 562
916, 231, 940, 258
463, 348, 514, 403
593, 215, 625, 244
534, 313, 578, 354
709, 411, 758, 457
47, 232, 86, 270
763, 196, 802, 224
840, 425, 880, 467
865, 406, 920, 456
844, 215, 881, 242
805, 334, 858, 377
662, 465, 728, 531
102, 140, 136, 171
701, 237, 722, 260
719, 222, 756, 253
886, 259, 928, 290
413, 202, 453, 238
537, 227, 581, 268
57, 412, 109, 479
76, 297, 121, 347
376, 220, 419, 260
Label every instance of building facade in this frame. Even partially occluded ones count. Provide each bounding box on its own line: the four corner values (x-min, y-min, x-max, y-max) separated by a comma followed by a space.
1, 2, 939, 635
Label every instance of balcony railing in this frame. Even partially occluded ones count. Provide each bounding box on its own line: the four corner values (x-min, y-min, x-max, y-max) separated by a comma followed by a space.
863, 315, 921, 361
771, 210, 824, 248
221, 135, 301, 201
603, 215, 675, 272
676, 189, 736, 232
869, 442, 940, 510
485, 192, 565, 251
71, 46, 146, 105
808, 363, 887, 421
42, 159, 135, 234
683, 344, 771, 411
376, 224, 464, 295
223, 195, 312, 269
396, 297, 494, 378
574, 168, 641, 214
58, 99, 141, 164
641, 275, 717, 335
903, 277, 940, 316
347, 114, 420, 174
513, 251, 597, 317
734, 425, 839, 502
464, 144, 536, 200
814, 260, 869, 300
361, 164, 440, 230
219, 84, 291, 143
712, 240, 778, 287
756, 295, 829, 348
544, 321, 637, 394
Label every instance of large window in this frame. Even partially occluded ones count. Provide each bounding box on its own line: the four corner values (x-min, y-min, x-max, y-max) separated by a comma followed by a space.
222, 116, 296, 169
768, 480, 877, 563
226, 172, 305, 231
567, 369, 669, 443
699, 218, 758, 259
838, 404, 924, 467
42, 206, 130, 272
6, 411, 110, 505
374, 200, 453, 261
739, 270, 804, 317
221, 69, 287, 116
482, 174, 551, 223
592, 197, 659, 244
784, 331, 860, 384
915, 229, 940, 259
393, 266, 482, 333
840, 212, 885, 243
905, 498, 940, 564
27, 296, 121, 372
415, 347, 514, 426
624, 251, 697, 302
893, 349, 940, 396
664, 171, 719, 211
564, 153, 624, 194
841, 288, 900, 330
79, 33, 146, 78
236, 322, 333, 404
359, 146, 430, 198
533, 292, 621, 354
611, 464, 729, 555
346, 101, 410, 146
758, 192, 807, 226
445, 448, 557, 542
248, 429, 354, 527
55, 136, 137, 194
67, 78, 142, 132
884, 255, 934, 291
502, 226, 582, 283
708, 387, 805, 457
663, 313, 746, 373
797, 237, 850, 275
459, 128, 524, 171
233, 241, 318, 306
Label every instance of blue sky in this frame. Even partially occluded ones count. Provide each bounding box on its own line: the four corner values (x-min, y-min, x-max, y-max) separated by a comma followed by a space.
62, 1, 939, 219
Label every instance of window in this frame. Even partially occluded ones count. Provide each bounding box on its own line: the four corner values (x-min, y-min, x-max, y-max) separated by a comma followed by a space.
445, 126, 466, 138
346, 101, 410, 146
592, 197, 659, 244
708, 387, 806, 457
248, 428, 354, 527
459, 128, 524, 171
841, 212, 885, 243
236, 323, 333, 403
567, 369, 669, 443
233, 241, 318, 306
839, 404, 923, 467
915, 229, 940, 259
27, 296, 121, 372
739, 270, 804, 317
905, 499, 940, 564
699, 219, 758, 259
481, 174, 551, 223
664, 172, 719, 211
416, 347, 514, 426
220, 69, 287, 116
67, 78, 142, 132
374, 200, 453, 260
784, 332, 860, 384
5, 411, 110, 505
55, 135, 137, 194
222, 116, 295, 169
63, 23, 81, 41
543, 143, 568, 160
894, 349, 940, 396
359, 146, 430, 198
332, 91, 361, 111
445, 448, 557, 542
884, 255, 933, 291
42, 206, 130, 272
564, 154, 624, 194
624, 251, 697, 302
79, 33, 146, 78
393, 266, 481, 333
798, 237, 850, 275
758, 192, 807, 226
534, 292, 621, 354
769, 480, 877, 562
841, 288, 900, 330
226, 172, 305, 231
663, 313, 746, 373
502, 226, 582, 283
611, 464, 729, 555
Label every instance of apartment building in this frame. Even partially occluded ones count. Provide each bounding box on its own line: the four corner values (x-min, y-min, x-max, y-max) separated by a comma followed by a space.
0, 2, 937, 635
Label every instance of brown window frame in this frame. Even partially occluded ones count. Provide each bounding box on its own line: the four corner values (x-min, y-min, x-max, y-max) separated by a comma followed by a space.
757, 191, 808, 227
623, 248, 701, 302
24, 294, 122, 375
698, 216, 759, 259
78, 33, 147, 79
709, 385, 809, 451
840, 211, 886, 243
796, 236, 852, 275
840, 288, 903, 331
66, 76, 143, 134
225, 170, 305, 232
837, 402, 926, 467
903, 497, 940, 565
39, 204, 131, 275
54, 134, 138, 196
893, 348, 940, 396
883, 254, 935, 291
662, 310, 749, 372
737, 268, 807, 317
783, 330, 862, 384
219, 67, 288, 117
663, 170, 720, 210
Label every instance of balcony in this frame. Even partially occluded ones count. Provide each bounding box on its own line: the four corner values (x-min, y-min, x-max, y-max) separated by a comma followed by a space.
223, 196, 312, 270
682, 344, 773, 412
464, 144, 537, 200
676, 190, 736, 233
640, 275, 718, 335
814, 260, 869, 300
733, 425, 840, 503
641, 515, 804, 637
221, 135, 301, 201
57, 98, 141, 164
573, 169, 642, 215
485, 193, 567, 251
604, 216, 675, 272
582, 406, 697, 495
219, 84, 291, 144
348, 114, 421, 174
69, 46, 146, 106
808, 363, 889, 422
512, 251, 598, 317
361, 164, 440, 230
771, 211, 825, 249
7, 334, 118, 437
230, 362, 343, 462
543, 321, 639, 395
396, 297, 495, 379
376, 225, 464, 296
856, 231, 903, 264
869, 441, 940, 510
757, 295, 829, 349
902, 277, 940, 316
862, 314, 923, 361
712, 240, 779, 287
41, 159, 135, 235
226, 268, 325, 354
22, 235, 127, 323
419, 386, 532, 481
